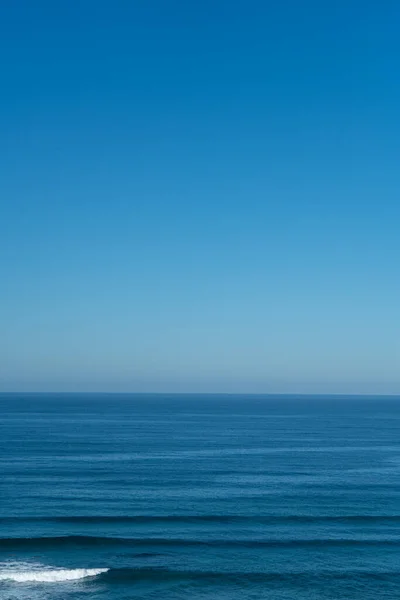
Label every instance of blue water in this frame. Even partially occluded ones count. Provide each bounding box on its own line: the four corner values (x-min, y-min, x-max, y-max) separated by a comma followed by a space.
1, 394, 400, 600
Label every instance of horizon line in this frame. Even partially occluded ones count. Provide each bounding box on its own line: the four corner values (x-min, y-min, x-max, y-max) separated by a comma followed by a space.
1, 391, 400, 398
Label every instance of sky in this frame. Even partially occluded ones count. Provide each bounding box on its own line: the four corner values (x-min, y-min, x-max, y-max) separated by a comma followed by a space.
1, 0, 399, 394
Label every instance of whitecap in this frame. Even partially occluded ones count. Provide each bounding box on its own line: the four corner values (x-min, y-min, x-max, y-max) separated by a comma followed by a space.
0, 563, 108, 583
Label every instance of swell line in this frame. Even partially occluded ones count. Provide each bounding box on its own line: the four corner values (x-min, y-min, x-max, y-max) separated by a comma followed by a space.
97, 567, 400, 584
1, 535, 399, 549
1, 514, 399, 524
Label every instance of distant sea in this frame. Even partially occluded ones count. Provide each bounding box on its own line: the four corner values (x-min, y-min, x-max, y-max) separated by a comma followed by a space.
1, 393, 400, 600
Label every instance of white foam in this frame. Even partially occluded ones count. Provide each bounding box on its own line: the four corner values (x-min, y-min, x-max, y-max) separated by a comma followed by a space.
0, 566, 108, 583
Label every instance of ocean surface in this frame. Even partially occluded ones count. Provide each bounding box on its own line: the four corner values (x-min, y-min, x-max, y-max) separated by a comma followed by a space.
1, 394, 400, 600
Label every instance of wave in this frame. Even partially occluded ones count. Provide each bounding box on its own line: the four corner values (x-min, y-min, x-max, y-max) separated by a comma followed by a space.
1, 514, 400, 524
1, 565, 399, 586
100, 567, 400, 585
0, 534, 399, 549
0, 567, 108, 583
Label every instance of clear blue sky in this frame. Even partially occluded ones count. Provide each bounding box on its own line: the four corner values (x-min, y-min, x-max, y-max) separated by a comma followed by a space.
1, 1, 399, 394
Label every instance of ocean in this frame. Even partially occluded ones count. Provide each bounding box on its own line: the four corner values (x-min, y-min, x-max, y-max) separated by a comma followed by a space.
1, 394, 400, 600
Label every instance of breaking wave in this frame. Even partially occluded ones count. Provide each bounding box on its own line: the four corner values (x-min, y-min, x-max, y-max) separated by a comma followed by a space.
1, 562, 399, 587
0, 563, 109, 583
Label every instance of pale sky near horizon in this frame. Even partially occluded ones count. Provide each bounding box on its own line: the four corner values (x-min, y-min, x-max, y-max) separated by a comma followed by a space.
1, 1, 399, 394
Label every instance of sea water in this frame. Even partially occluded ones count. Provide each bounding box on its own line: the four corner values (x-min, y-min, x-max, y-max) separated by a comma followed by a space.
1, 394, 400, 599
